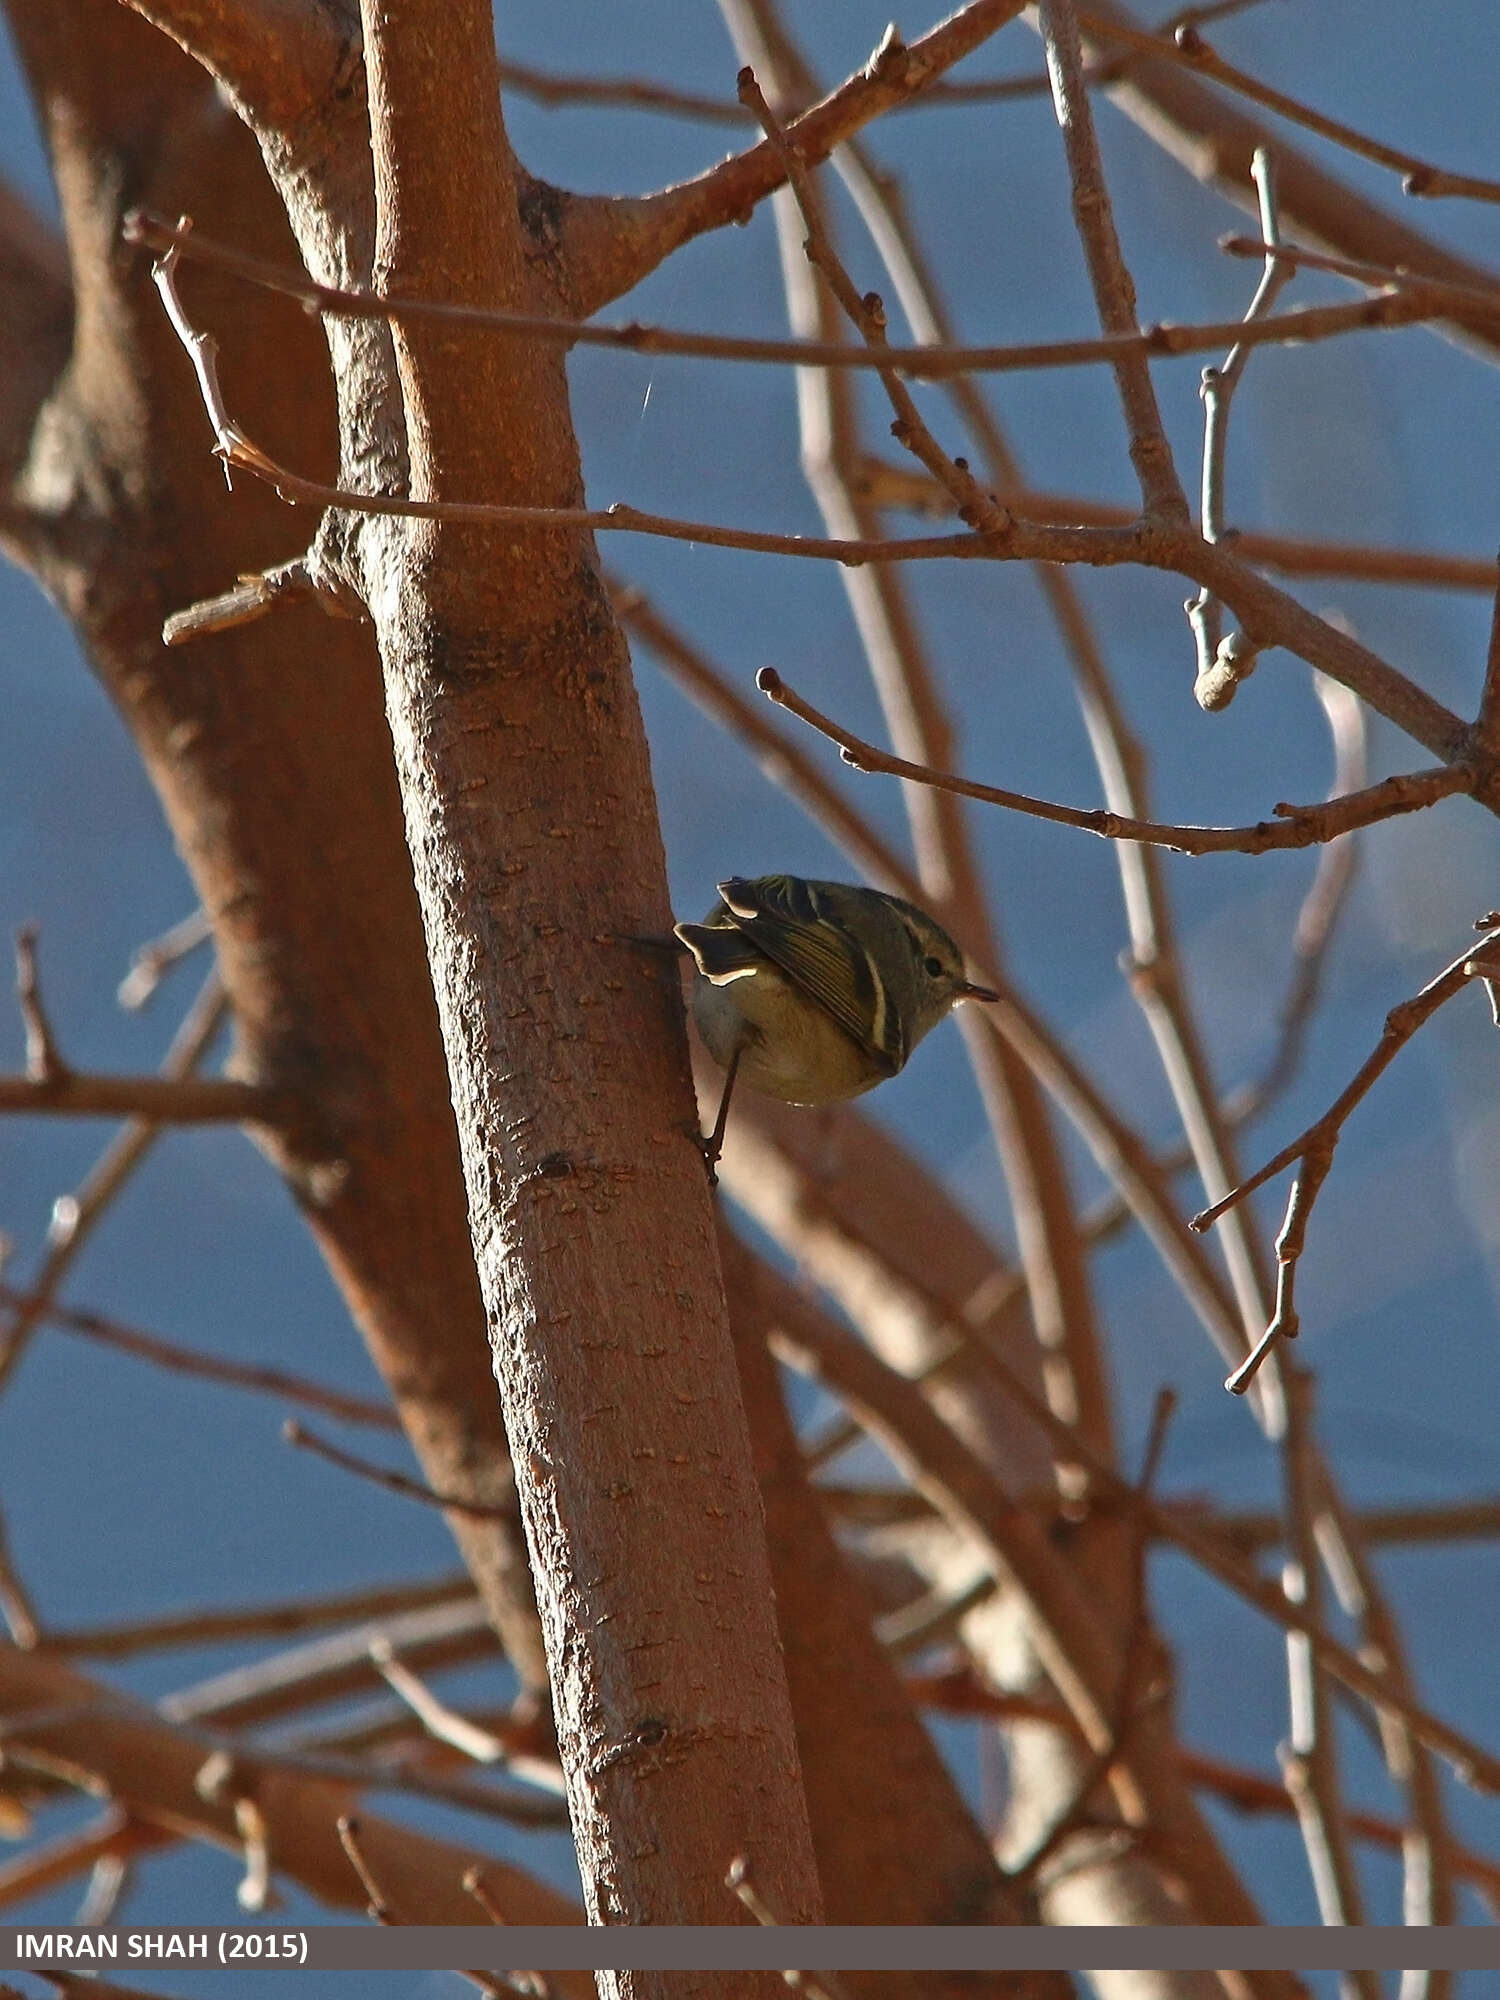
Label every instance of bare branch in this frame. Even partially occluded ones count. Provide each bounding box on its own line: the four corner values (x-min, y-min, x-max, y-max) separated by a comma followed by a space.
45, 1573, 475, 1661
0, 1509, 40, 1649
117, 909, 213, 1011
335, 1812, 397, 1923
0, 1811, 168, 1917
1474, 556, 1500, 759
282, 1420, 513, 1517
1082, 11, 1500, 206
724, 1857, 855, 2000
0, 1641, 586, 1930
368, 1637, 508, 1765
1188, 147, 1291, 709
566, 0, 1031, 310
14, 927, 68, 1084
124, 205, 1466, 383
0, 1283, 399, 1430
0, 1071, 285, 1123
1073, 0, 1500, 361
868, 466, 1500, 593
1197, 921, 1500, 1390
757, 665, 1470, 855
1231, 680, 1368, 1123
1039, 0, 1188, 521
0, 968, 227, 1396
143, 220, 1471, 762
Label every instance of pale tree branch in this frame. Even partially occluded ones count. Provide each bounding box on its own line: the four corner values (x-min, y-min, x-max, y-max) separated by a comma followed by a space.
283, 1420, 512, 1517
916, 1677, 1498, 1915
1187, 147, 1290, 708
1310, 1472, 1457, 1992
1277, 1367, 1375, 1982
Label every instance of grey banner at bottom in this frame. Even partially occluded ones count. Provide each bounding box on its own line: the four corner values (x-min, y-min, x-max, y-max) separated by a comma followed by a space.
8, 1927, 1500, 1974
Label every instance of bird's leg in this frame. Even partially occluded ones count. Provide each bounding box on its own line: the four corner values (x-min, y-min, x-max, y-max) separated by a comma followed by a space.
699, 1043, 743, 1187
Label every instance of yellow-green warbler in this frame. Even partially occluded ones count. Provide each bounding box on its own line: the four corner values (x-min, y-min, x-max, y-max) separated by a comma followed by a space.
676, 874, 999, 1172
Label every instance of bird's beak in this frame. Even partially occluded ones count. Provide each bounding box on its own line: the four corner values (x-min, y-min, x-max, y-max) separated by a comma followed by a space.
957, 979, 1001, 1003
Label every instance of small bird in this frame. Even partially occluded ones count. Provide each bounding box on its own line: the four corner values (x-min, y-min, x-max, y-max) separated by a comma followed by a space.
675, 874, 999, 1174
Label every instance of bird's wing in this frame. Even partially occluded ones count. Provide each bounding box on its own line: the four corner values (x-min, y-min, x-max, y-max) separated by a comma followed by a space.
673, 918, 763, 984
714, 876, 900, 1072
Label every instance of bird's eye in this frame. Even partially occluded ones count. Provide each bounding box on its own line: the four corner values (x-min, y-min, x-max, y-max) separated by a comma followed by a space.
923, 955, 945, 978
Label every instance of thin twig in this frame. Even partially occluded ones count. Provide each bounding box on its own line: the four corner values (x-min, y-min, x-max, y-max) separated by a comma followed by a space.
45, 1573, 474, 1660
14, 928, 68, 1084
1474, 554, 1500, 760
336, 1814, 396, 1924
1311, 1470, 1457, 1991
1082, 12, 1500, 204
0, 968, 228, 1397
368, 1637, 507, 1764
141, 217, 1468, 764
757, 665, 1468, 853
865, 462, 1500, 593
495, 2, 1275, 122
73, 1847, 134, 1926
0, 1073, 283, 1122
724, 1857, 855, 2000
1188, 147, 1291, 710
159, 1596, 500, 1732
281, 1421, 514, 1517
117, 908, 213, 1011
1196, 920, 1500, 1390
122, 203, 1452, 384
1181, 1492, 1500, 1555
462, 1870, 556, 1999
911, 1671, 1500, 1914
0, 1284, 398, 1429
1218, 233, 1500, 317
